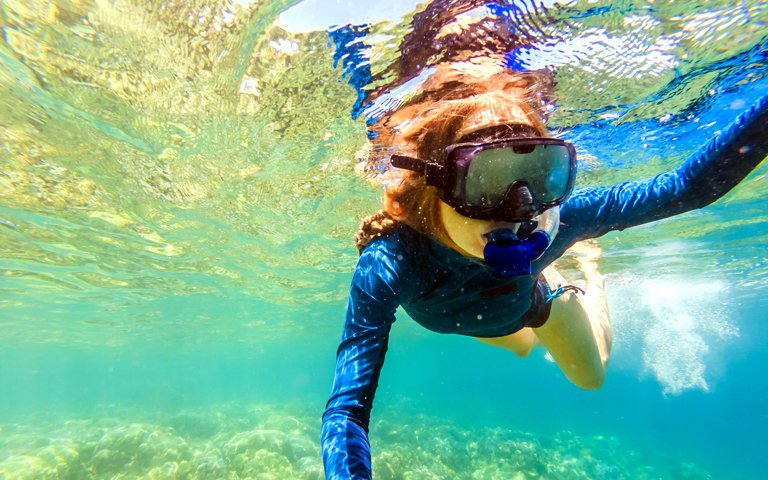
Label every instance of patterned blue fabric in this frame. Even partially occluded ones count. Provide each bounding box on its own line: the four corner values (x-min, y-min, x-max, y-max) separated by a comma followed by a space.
321, 95, 768, 479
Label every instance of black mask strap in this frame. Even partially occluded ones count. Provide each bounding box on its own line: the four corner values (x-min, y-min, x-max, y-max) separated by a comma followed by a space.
391, 155, 444, 187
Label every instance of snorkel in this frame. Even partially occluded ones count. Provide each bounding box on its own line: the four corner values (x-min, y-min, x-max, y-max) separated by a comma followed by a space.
483, 206, 559, 278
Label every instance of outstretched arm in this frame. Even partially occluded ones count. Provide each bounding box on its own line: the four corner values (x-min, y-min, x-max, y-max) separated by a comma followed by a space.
560, 94, 768, 239
321, 244, 405, 480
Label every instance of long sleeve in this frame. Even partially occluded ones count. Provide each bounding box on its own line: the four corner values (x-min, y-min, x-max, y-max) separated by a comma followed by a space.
560, 94, 768, 240
321, 242, 406, 480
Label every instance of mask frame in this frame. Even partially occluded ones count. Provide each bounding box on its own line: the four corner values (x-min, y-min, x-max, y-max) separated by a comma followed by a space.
392, 137, 577, 221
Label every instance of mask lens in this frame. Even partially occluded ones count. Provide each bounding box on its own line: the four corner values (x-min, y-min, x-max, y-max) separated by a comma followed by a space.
464, 143, 572, 207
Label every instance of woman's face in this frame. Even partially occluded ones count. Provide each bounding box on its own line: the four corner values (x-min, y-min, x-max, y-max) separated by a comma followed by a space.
439, 103, 541, 259
386, 66, 548, 257
439, 200, 519, 258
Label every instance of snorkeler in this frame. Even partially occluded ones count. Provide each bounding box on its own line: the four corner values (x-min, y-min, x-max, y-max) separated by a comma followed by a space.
321, 2, 768, 479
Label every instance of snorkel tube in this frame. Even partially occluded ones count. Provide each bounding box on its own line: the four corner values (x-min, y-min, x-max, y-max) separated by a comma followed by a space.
483, 207, 559, 278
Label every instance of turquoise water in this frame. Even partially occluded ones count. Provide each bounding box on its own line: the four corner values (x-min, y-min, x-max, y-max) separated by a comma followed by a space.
1, 0, 767, 478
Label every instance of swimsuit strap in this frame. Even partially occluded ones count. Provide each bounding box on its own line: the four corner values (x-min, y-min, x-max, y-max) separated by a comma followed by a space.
544, 283, 585, 303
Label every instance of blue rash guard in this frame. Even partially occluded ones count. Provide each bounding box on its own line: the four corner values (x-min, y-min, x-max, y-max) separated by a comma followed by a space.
321, 95, 768, 479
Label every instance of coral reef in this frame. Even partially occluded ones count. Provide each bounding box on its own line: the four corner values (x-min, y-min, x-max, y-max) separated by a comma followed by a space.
0, 403, 713, 479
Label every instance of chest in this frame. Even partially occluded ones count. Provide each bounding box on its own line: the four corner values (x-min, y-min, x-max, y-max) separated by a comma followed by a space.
402, 264, 537, 336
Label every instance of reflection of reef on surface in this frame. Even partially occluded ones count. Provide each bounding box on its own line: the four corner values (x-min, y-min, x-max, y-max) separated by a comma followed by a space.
0, 0, 372, 314
0, 403, 713, 479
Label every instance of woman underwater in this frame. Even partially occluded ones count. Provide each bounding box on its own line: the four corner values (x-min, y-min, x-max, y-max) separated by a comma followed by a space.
321, 1, 768, 478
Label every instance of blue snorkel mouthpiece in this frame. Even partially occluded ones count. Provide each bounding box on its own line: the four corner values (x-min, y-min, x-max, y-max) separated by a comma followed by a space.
483, 228, 550, 278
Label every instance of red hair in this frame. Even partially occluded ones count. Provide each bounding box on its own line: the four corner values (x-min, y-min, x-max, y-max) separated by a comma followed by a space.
355, 67, 553, 252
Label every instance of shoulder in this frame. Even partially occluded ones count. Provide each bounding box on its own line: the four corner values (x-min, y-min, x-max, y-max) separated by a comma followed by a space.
358, 223, 422, 272
561, 186, 609, 211
362, 222, 422, 252
354, 224, 424, 300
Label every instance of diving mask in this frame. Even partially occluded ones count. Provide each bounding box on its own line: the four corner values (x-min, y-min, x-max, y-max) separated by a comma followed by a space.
392, 137, 576, 222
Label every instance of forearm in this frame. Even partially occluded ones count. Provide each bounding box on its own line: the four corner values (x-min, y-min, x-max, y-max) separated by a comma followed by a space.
320, 337, 385, 480
321, 283, 396, 479
679, 93, 768, 205
561, 94, 768, 238
321, 408, 373, 480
